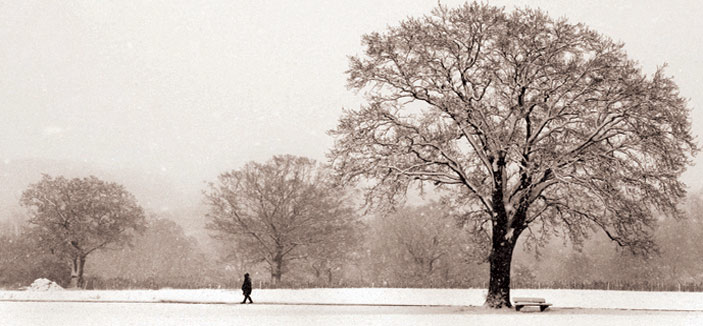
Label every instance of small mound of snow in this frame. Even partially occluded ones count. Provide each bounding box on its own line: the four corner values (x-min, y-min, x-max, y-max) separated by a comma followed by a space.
27, 278, 64, 291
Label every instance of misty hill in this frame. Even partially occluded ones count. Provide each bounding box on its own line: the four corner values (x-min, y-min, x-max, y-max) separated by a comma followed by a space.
0, 158, 208, 237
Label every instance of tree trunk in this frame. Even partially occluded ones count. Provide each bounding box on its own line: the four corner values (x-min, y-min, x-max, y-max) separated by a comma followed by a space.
77, 256, 86, 288
271, 253, 283, 283
69, 255, 86, 288
69, 258, 79, 288
313, 265, 321, 279
485, 237, 516, 308
485, 154, 517, 308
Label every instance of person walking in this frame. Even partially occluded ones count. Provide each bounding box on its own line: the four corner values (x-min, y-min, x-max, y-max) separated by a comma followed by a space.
241, 273, 253, 304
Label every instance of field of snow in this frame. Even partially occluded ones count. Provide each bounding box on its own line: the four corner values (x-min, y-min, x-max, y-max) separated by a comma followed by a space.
2, 288, 703, 325
3, 288, 703, 310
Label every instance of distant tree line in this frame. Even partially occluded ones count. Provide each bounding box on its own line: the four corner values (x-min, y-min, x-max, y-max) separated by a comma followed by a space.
2, 165, 703, 291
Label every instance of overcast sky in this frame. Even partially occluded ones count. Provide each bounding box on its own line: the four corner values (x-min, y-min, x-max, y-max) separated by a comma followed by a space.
1, 0, 702, 192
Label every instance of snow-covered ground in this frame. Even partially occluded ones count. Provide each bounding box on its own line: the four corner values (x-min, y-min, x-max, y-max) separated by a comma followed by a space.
3, 288, 703, 310
2, 288, 703, 325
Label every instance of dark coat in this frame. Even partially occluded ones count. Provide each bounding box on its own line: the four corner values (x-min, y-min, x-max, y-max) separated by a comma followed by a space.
242, 276, 252, 294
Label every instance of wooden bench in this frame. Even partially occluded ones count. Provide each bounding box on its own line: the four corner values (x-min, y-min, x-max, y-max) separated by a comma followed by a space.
513, 297, 552, 312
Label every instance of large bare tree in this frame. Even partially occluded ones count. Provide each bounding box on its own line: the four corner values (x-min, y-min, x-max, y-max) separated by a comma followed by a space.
329, 3, 696, 307
205, 155, 361, 283
20, 175, 146, 288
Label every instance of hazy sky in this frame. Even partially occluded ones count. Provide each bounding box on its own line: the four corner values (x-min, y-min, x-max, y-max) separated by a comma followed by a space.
2, 0, 702, 192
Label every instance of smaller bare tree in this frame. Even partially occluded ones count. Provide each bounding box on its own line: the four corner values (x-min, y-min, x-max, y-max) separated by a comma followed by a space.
20, 175, 146, 288
205, 155, 361, 283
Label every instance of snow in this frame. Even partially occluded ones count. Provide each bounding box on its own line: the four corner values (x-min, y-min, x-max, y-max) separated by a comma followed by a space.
25, 279, 64, 292
3, 288, 703, 310
2, 288, 703, 325
2, 302, 701, 326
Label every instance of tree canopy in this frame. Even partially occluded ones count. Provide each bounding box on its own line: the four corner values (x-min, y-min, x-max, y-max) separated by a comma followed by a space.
205, 155, 362, 283
330, 2, 696, 307
20, 174, 146, 287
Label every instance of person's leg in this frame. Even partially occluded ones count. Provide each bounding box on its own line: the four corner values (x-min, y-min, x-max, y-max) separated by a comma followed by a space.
247, 294, 253, 303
